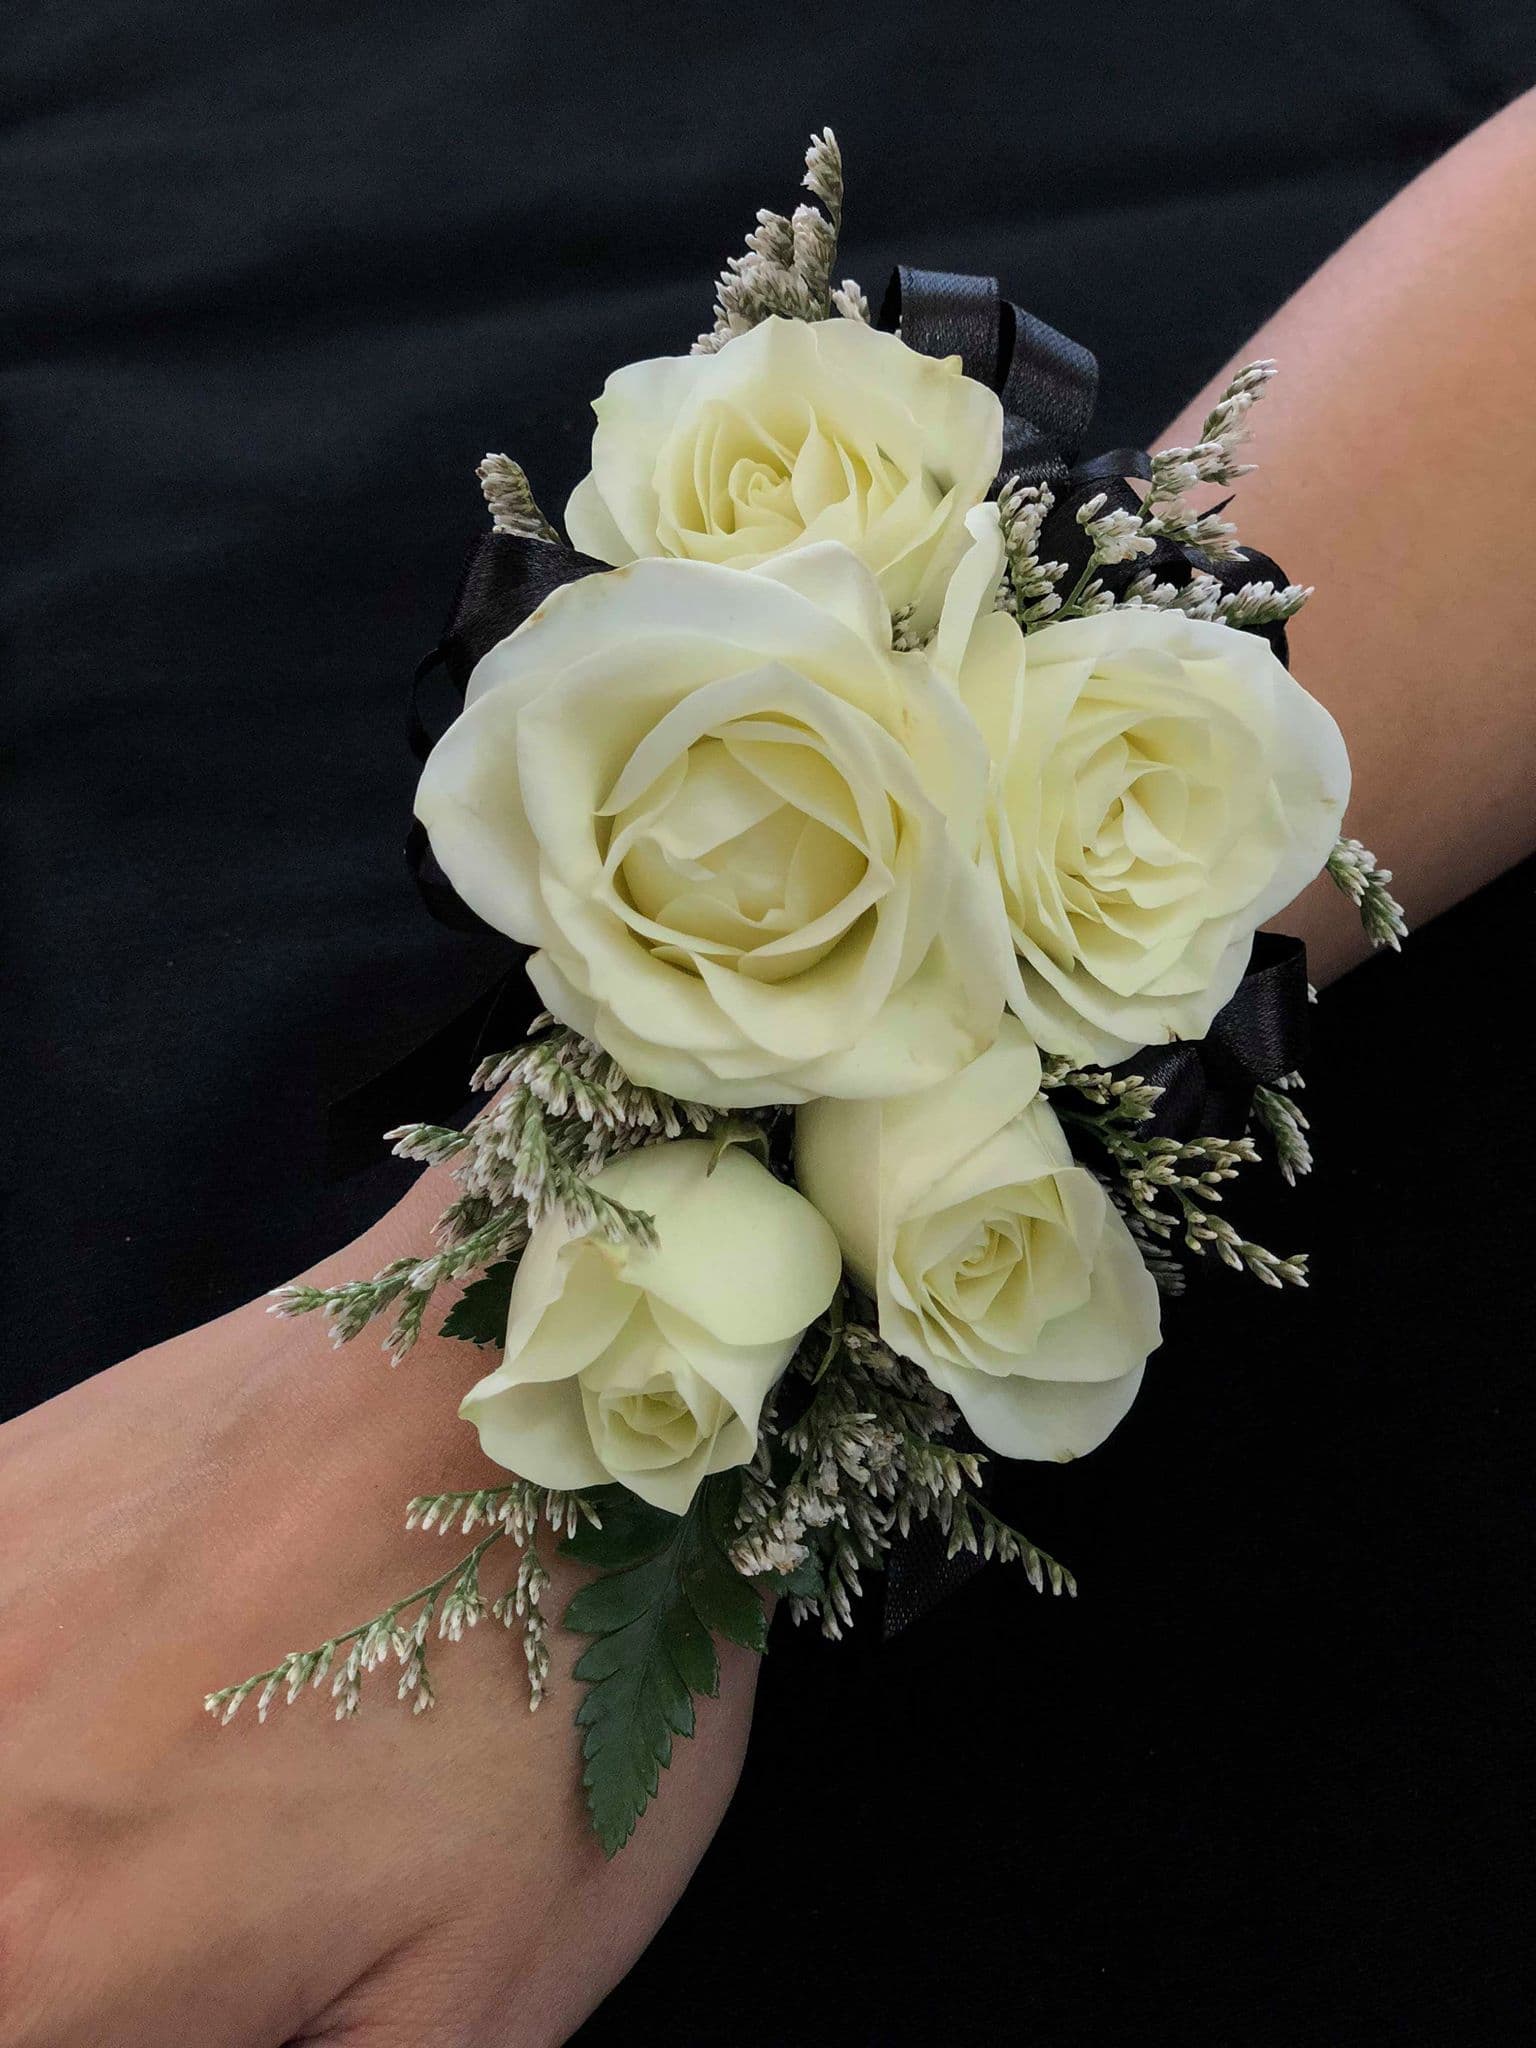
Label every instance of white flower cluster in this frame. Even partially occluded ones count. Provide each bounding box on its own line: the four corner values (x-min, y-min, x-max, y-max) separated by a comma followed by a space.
411, 136, 1351, 1514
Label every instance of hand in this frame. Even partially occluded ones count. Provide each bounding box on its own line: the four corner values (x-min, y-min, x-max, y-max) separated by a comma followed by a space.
0, 1168, 758, 2046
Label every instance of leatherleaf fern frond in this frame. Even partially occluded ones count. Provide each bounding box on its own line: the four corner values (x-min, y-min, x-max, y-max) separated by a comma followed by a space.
559, 1477, 768, 1856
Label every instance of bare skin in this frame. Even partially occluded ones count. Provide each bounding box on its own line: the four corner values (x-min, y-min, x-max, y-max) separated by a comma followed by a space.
3, 86, 1535, 2048
0, 1165, 760, 2047
1165, 87, 1536, 983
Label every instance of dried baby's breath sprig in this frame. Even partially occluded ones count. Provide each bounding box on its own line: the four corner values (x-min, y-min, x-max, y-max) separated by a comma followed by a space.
476, 1020, 718, 1147
1251, 1078, 1313, 1185
207, 1482, 602, 1728
1115, 571, 1185, 613
730, 1295, 1073, 1637
996, 475, 1069, 628
476, 454, 558, 542
1138, 501, 1244, 561
1080, 501, 1157, 568
448, 1084, 658, 1248
274, 1256, 425, 1349
1045, 1062, 1309, 1289
206, 1528, 508, 1729
1119, 565, 1305, 629
1210, 578, 1313, 629
1327, 837, 1408, 951
1040, 1057, 1163, 1125
946, 1497, 1077, 1594
1114, 1198, 1188, 1297
405, 1478, 601, 1545
270, 1210, 531, 1362
494, 1543, 554, 1708
1001, 360, 1288, 632
831, 278, 871, 323
800, 126, 844, 233
1178, 569, 1227, 618
1049, 492, 1157, 623
1146, 359, 1276, 502
272, 1017, 723, 1360
697, 128, 861, 349
1117, 360, 1282, 572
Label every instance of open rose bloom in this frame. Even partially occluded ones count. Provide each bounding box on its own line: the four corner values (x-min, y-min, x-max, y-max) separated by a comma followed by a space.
564, 314, 1004, 630
413, 544, 1010, 1106
935, 505, 1351, 1063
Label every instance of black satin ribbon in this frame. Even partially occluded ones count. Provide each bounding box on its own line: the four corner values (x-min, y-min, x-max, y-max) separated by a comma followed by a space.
408, 529, 606, 762
327, 531, 598, 1171
876, 263, 1292, 664
1123, 932, 1310, 1140
881, 265, 1103, 486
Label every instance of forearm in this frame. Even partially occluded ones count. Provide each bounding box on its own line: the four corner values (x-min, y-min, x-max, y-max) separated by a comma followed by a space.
1157, 85, 1536, 986
0, 1166, 757, 2047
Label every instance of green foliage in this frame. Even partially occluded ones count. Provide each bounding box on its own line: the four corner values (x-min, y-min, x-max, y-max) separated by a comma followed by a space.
439, 1259, 520, 1345
561, 1474, 767, 1856
762, 1552, 827, 1600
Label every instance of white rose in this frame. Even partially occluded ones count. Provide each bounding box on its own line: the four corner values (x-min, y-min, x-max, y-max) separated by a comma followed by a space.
459, 1140, 841, 1513
935, 506, 1351, 1063
794, 1018, 1161, 1462
564, 315, 1004, 630
414, 543, 1011, 1107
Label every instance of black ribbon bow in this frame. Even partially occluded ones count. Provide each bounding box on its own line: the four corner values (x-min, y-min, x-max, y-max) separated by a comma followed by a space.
335, 268, 1315, 1635
1125, 932, 1310, 1140
877, 263, 1293, 661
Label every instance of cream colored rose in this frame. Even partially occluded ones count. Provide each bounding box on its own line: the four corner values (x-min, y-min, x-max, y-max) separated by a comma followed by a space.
564, 315, 1004, 630
414, 544, 1010, 1107
935, 507, 1351, 1063
459, 1140, 840, 1512
794, 1018, 1161, 1462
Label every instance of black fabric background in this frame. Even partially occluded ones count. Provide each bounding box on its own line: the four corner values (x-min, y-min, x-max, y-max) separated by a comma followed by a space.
4, 5, 1533, 2042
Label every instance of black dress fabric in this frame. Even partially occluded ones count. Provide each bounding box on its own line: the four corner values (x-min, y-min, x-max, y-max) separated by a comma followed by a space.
4, 6, 1533, 2042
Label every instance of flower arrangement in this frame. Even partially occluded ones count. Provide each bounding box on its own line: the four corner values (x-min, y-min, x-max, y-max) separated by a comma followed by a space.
209, 132, 1406, 1855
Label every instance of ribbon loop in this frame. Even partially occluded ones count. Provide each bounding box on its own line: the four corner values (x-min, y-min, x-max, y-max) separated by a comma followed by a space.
879, 264, 1100, 485
998, 301, 1098, 481
1126, 933, 1310, 1140
878, 265, 1001, 386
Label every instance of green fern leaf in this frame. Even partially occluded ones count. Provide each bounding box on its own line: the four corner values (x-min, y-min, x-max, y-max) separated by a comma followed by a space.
439, 1260, 519, 1345
561, 1473, 759, 1855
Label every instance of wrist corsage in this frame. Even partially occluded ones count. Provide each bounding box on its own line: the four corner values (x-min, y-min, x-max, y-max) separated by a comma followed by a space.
209, 131, 1407, 1854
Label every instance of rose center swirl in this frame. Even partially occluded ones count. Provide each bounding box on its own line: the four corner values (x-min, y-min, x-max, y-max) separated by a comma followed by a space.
599, 728, 879, 982
1059, 723, 1216, 932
